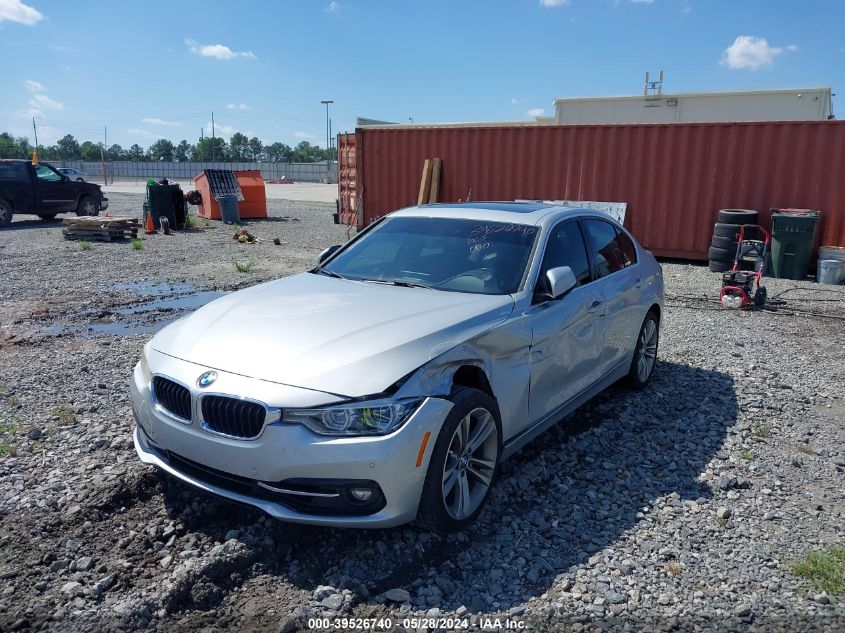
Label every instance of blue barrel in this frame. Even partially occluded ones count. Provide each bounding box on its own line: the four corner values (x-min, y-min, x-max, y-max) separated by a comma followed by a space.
217, 195, 240, 224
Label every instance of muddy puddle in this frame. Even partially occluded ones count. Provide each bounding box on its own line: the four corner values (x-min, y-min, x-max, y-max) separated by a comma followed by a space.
45, 281, 227, 337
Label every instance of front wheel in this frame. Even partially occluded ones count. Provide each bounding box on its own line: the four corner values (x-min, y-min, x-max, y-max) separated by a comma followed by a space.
623, 310, 660, 389
416, 387, 501, 534
76, 195, 99, 216
0, 199, 12, 227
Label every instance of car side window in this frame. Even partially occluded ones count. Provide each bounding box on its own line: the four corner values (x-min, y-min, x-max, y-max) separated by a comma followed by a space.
35, 164, 62, 182
583, 219, 629, 278
0, 163, 28, 180
616, 227, 638, 267
539, 221, 591, 288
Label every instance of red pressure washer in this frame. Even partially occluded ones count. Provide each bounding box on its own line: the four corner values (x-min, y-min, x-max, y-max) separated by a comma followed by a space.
720, 224, 770, 309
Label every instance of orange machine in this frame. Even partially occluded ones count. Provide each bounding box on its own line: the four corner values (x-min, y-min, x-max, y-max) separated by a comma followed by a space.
194, 170, 267, 220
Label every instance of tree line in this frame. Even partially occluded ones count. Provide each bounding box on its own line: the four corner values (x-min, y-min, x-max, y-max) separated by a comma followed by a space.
0, 132, 337, 163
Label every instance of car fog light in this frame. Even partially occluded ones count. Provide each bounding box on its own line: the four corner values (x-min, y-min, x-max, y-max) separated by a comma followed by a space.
349, 488, 373, 502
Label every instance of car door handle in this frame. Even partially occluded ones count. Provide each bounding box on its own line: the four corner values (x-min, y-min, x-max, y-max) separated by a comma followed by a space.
634, 278, 645, 289
588, 299, 604, 312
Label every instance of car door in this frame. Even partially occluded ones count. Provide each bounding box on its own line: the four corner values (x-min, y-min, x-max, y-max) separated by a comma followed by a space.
527, 219, 607, 420
0, 162, 34, 212
33, 163, 75, 212
581, 218, 641, 373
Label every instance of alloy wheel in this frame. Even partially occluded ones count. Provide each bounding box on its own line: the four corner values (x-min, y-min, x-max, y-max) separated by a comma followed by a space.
637, 319, 658, 382
441, 407, 498, 520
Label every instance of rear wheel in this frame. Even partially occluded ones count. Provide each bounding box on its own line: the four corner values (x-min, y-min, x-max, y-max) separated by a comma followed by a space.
624, 311, 660, 389
76, 195, 99, 216
0, 199, 12, 227
417, 387, 501, 534
37, 213, 58, 221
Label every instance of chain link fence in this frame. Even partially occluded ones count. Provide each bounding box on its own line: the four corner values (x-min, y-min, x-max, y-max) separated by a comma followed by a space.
54, 161, 337, 184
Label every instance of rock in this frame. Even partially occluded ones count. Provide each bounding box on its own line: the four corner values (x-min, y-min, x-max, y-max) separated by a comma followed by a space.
384, 588, 411, 603
49, 560, 68, 572
278, 616, 298, 633
60, 581, 82, 597
606, 591, 627, 605
27, 428, 43, 440
435, 575, 456, 595
159, 555, 173, 568
716, 507, 732, 520
733, 603, 752, 617
312, 585, 337, 601
75, 556, 94, 571
321, 594, 344, 611
814, 593, 830, 605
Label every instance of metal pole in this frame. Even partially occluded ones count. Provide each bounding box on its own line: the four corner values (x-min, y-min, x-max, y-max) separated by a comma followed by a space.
211, 112, 215, 162
320, 100, 333, 181
32, 117, 39, 152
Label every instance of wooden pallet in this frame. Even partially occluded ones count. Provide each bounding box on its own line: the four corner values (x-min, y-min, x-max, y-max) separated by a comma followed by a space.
62, 228, 139, 242
62, 217, 141, 242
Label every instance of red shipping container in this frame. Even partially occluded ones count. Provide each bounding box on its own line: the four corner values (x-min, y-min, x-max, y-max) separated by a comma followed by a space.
338, 121, 845, 259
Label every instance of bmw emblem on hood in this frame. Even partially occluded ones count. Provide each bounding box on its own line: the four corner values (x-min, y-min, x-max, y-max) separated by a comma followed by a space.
197, 371, 218, 388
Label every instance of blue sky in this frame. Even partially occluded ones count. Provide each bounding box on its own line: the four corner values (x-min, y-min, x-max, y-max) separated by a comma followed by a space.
1, 0, 841, 148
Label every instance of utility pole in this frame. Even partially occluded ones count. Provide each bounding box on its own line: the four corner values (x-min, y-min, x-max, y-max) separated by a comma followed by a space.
320, 100, 333, 182
32, 117, 39, 162
103, 125, 109, 185
211, 111, 215, 162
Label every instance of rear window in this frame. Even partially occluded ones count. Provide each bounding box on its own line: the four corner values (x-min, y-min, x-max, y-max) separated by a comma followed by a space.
583, 219, 631, 278
0, 162, 28, 181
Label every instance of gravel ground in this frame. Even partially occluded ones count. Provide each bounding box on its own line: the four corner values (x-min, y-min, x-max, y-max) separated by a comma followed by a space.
0, 196, 844, 632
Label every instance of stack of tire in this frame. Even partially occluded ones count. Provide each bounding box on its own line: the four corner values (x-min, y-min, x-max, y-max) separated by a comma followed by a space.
708, 208, 759, 272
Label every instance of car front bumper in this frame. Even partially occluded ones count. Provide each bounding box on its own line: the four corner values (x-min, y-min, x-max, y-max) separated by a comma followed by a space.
130, 354, 452, 528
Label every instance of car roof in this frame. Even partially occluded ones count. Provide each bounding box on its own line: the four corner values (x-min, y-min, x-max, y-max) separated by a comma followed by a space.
389, 202, 611, 226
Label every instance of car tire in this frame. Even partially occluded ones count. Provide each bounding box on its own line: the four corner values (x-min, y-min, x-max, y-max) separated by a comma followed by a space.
76, 195, 100, 217
708, 245, 736, 262
623, 310, 660, 389
717, 209, 758, 225
708, 260, 732, 273
710, 235, 738, 250
37, 213, 58, 221
712, 223, 741, 239
416, 386, 501, 534
76, 178, 84, 182
0, 199, 12, 227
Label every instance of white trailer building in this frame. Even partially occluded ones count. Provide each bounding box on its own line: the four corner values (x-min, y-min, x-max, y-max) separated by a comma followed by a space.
548, 87, 833, 125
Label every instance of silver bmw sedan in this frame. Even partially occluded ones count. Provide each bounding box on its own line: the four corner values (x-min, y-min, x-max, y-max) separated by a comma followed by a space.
130, 202, 663, 532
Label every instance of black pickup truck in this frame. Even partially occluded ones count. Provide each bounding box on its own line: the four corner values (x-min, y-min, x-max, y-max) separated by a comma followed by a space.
0, 159, 109, 227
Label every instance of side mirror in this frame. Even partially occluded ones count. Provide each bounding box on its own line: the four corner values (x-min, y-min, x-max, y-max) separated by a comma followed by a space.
546, 266, 577, 299
61, 175, 70, 182
318, 244, 341, 264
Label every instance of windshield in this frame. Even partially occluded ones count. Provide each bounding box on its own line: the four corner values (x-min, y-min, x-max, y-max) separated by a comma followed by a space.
322, 216, 539, 294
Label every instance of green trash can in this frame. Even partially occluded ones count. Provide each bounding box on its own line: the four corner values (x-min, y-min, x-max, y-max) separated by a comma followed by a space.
770, 209, 820, 280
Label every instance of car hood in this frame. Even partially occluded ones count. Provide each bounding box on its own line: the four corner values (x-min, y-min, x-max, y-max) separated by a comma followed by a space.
152, 272, 514, 397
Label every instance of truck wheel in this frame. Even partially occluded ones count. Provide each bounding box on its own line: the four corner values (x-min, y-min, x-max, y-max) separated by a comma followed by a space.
0, 199, 12, 227
76, 195, 99, 216
37, 213, 58, 221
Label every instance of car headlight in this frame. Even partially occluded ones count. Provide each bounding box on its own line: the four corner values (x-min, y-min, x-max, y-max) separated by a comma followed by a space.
283, 397, 422, 436
137, 344, 153, 385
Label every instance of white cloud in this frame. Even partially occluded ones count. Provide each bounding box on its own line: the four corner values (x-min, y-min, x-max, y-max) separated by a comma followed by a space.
0, 0, 44, 25
294, 131, 315, 140
24, 79, 45, 92
526, 108, 545, 118
185, 39, 256, 60
127, 128, 160, 140
721, 35, 795, 70
141, 117, 182, 127
226, 103, 252, 110
31, 94, 62, 110
205, 121, 237, 137
539, 0, 569, 6
681, 2, 692, 13
325, 1, 340, 14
